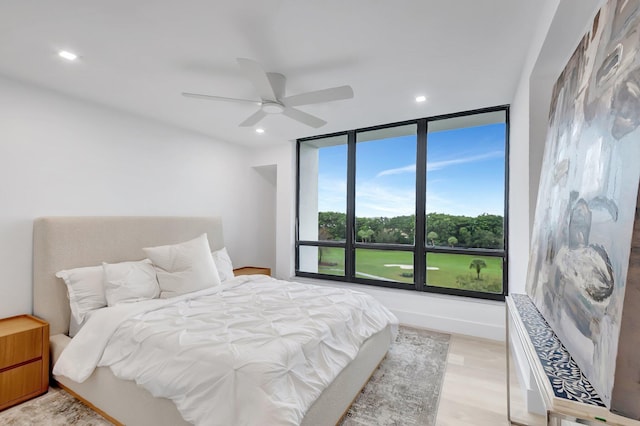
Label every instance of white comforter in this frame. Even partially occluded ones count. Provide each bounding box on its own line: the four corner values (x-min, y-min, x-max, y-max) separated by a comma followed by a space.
54, 275, 398, 425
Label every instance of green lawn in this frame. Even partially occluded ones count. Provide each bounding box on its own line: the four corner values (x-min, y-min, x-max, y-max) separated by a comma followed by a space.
426, 252, 503, 293
317, 247, 345, 276
316, 247, 502, 293
354, 249, 414, 284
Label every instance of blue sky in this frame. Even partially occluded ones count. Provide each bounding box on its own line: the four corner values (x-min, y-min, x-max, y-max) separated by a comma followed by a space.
317, 123, 505, 218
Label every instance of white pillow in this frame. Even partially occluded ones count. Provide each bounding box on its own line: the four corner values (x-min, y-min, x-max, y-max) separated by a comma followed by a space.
103, 259, 160, 306
143, 233, 221, 298
211, 247, 234, 282
56, 265, 106, 326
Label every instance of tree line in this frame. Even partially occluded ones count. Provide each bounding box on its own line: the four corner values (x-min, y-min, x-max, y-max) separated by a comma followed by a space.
318, 212, 504, 249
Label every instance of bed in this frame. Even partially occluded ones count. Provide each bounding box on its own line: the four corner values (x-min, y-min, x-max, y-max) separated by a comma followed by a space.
32, 216, 396, 426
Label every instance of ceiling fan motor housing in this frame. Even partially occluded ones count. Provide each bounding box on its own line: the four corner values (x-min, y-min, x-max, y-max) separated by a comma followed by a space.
261, 101, 285, 114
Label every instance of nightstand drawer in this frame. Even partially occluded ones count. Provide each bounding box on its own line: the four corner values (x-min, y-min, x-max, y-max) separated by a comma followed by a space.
0, 327, 43, 370
0, 360, 44, 407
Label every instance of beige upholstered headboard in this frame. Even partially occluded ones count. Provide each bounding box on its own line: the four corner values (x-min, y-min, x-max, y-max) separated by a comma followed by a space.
33, 216, 224, 336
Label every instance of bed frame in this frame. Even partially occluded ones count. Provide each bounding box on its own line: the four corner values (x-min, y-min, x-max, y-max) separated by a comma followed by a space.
33, 216, 392, 426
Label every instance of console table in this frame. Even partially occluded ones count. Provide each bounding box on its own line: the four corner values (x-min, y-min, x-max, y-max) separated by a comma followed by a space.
506, 294, 640, 426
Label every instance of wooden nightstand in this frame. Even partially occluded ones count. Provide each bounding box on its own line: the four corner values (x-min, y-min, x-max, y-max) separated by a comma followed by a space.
233, 266, 271, 276
0, 315, 49, 411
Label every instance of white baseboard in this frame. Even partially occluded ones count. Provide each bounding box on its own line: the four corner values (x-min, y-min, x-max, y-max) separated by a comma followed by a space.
394, 309, 506, 341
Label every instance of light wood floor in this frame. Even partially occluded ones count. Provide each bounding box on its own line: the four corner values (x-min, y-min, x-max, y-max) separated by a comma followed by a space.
436, 333, 509, 426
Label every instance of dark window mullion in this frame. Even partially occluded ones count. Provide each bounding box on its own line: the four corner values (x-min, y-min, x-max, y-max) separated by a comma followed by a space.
503, 106, 511, 297
298, 241, 346, 248
295, 141, 301, 273
345, 130, 357, 280
424, 247, 505, 256
415, 119, 428, 291
353, 243, 416, 251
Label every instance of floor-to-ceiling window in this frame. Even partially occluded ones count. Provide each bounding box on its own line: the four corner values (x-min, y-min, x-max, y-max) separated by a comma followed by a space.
296, 106, 508, 300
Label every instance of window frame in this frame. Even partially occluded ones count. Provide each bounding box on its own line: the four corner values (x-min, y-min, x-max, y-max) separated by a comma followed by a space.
295, 105, 509, 301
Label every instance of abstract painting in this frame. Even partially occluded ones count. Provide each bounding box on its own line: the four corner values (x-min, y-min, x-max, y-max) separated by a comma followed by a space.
526, 0, 640, 417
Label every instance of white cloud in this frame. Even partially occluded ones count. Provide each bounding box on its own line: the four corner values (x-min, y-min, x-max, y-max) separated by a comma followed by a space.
375, 150, 504, 177
376, 164, 416, 177
356, 183, 415, 217
318, 176, 347, 212
317, 174, 415, 217
428, 150, 504, 171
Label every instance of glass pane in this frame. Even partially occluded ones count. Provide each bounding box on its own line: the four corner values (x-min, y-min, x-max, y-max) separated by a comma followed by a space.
426, 253, 502, 293
299, 246, 345, 276
355, 124, 416, 245
426, 112, 505, 249
299, 135, 348, 241
355, 249, 414, 284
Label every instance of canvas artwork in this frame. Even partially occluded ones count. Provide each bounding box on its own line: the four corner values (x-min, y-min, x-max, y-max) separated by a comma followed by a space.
526, 0, 640, 417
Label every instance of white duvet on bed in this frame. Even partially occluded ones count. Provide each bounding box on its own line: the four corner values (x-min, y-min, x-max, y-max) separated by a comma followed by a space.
54, 275, 398, 426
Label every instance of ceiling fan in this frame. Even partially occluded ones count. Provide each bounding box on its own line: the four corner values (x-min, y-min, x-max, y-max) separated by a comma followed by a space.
182, 58, 354, 128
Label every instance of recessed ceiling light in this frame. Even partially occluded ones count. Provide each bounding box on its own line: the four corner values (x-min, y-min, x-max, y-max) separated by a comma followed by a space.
415, 95, 426, 103
255, 128, 265, 134
58, 50, 78, 61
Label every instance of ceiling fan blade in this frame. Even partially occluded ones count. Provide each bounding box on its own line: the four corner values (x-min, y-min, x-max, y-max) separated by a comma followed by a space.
282, 85, 354, 107
237, 58, 277, 101
282, 107, 327, 128
182, 92, 260, 105
239, 109, 267, 127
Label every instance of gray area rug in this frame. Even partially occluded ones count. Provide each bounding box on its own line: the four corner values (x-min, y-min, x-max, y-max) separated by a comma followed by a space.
0, 387, 112, 426
0, 326, 449, 426
341, 326, 450, 426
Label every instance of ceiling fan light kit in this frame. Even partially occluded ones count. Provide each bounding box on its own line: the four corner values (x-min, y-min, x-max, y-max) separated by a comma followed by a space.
182, 58, 354, 128
261, 101, 284, 114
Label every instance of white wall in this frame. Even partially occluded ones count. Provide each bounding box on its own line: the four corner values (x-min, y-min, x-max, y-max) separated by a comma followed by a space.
246, 142, 296, 280
297, 144, 320, 273
509, 0, 602, 294
509, 0, 561, 294
0, 75, 258, 318
244, 164, 278, 271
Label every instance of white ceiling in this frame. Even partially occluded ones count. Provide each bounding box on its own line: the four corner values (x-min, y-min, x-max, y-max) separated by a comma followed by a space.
0, 1, 544, 147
